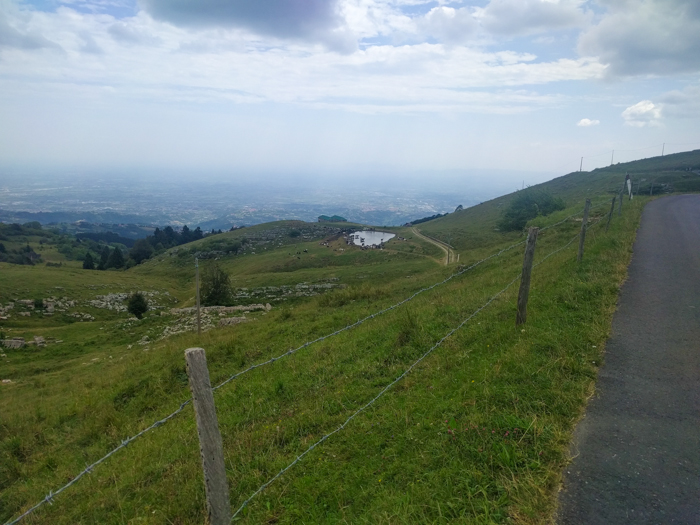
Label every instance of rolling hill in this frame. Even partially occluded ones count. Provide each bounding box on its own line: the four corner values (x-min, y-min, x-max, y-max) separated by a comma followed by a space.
1, 151, 698, 524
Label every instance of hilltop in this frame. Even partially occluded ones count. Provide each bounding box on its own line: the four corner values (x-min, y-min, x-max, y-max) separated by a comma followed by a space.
0, 150, 698, 524
415, 149, 700, 252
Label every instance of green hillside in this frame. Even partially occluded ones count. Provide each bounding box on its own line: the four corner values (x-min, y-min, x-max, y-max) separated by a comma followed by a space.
1, 152, 697, 524
417, 149, 700, 253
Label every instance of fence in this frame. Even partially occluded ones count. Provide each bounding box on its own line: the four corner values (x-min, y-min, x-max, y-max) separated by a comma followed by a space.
4, 190, 621, 525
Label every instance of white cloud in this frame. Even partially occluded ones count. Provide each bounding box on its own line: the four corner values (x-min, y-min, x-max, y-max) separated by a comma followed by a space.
0, 5, 606, 114
577, 118, 599, 126
621, 100, 662, 127
139, 0, 358, 52
416, 6, 478, 44
479, 0, 590, 37
579, 0, 700, 76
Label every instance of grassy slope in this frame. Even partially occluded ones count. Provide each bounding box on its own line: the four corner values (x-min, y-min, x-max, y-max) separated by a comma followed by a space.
418, 149, 700, 253
1, 152, 696, 523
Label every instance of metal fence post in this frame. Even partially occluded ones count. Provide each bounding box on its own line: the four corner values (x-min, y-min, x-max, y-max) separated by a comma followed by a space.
185, 348, 231, 524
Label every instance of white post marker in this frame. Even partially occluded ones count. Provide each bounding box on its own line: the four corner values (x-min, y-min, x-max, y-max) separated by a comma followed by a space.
626, 174, 633, 200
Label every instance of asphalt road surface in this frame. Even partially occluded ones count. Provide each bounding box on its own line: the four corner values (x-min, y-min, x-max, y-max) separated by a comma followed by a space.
557, 194, 700, 524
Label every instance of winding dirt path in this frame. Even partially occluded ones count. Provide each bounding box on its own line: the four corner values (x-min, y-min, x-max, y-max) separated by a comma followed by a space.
411, 227, 453, 266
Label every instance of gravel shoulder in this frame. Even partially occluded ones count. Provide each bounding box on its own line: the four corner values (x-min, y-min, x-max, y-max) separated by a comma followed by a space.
557, 194, 700, 524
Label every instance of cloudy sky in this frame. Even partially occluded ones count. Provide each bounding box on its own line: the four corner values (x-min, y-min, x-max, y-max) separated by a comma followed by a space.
1, 0, 700, 177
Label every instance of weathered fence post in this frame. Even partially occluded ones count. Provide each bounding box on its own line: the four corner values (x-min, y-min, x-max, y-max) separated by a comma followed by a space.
516, 227, 538, 326
185, 348, 231, 524
605, 196, 616, 232
195, 258, 201, 336
577, 199, 591, 262
618, 190, 623, 216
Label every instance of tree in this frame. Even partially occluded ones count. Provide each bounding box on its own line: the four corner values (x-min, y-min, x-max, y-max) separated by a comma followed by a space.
83, 252, 95, 270
181, 225, 192, 243
129, 238, 154, 264
201, 262, 232, 306
98, 246, 110, 270
126, 292, 148, 319
106, 247, 125, 269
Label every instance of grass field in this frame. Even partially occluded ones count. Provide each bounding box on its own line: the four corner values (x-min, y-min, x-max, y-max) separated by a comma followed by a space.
1, 155, 693, 523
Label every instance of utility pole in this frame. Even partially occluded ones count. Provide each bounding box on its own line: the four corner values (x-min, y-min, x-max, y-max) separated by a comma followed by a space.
662, 143, 665, 156
580, 157, 583, 172
611, 150, 614, 166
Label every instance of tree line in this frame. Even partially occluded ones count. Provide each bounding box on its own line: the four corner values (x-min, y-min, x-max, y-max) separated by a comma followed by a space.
83, 225, 227, 270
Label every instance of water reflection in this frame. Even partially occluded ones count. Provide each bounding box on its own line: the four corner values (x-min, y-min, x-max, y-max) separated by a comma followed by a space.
349, 230, 395, 247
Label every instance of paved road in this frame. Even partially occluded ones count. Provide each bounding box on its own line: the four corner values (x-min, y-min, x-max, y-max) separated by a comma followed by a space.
557, 195, 700, 524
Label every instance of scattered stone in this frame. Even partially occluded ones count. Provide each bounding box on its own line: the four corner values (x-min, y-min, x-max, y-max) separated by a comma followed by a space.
218, 317, 249, 327
2, 338, 25, 349
34, 336, 46, 347
19, 312, 31, 317
2, 379, 12, 384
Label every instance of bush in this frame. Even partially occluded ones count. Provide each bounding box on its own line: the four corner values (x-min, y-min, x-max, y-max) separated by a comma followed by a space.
200, 262, 232, 306
126, 292, 149, 319
498, 190, 566, 232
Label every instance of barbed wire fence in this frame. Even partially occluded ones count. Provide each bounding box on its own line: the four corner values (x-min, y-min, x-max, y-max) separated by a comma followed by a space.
229, 216, 610, 520
2, 196, 618, 525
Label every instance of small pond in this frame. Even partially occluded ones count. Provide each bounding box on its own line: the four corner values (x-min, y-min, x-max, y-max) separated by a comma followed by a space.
349, 230, 395, 247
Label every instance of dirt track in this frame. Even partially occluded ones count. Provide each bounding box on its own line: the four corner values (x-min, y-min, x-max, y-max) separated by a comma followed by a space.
557, 195, 700, 524
411, 227, 453, 265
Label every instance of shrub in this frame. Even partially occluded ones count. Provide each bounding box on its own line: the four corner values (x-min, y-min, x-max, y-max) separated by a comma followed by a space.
200, 262, 232, 306
498, 189, 566, 232
126, 292, 149, 319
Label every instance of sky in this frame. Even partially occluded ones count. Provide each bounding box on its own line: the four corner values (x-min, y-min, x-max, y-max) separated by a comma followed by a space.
1, 0, 700, 179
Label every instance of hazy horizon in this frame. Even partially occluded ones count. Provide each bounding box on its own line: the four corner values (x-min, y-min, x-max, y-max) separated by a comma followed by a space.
1, 0, 699, 180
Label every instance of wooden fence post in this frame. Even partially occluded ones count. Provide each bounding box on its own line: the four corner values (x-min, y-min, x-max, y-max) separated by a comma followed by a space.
195, 258, 201, 336
516, 227, 538, 326
185, 348, 231, 524
618, 190, 623, 216
577, 199, 591, 263
605, 196, 616, 232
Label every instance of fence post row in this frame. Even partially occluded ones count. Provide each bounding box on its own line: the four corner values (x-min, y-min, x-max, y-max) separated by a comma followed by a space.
605, 196, 616, 232
185, 348, 231, 525
577, 199, 591, 263
516, 227, 538, 326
